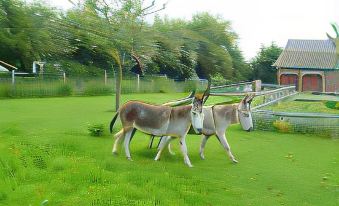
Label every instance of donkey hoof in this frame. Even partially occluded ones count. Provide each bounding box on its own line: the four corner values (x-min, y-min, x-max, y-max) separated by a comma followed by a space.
200, 153, 205, 160
187, 164, 194, 168
127, 157, 133, 161
232, 159, 238, 164
112, 151, 118, 156
154, 158, 160, 161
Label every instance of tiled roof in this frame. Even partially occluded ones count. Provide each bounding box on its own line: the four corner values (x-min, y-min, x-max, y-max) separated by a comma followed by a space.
273, 39, 338, 69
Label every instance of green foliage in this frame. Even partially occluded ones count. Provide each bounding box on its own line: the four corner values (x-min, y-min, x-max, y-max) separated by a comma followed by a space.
273, 120, 291, 133
56, 84, 73, 96
0, 0, 252, 86
87, 123, 104, 137
250, 43, 282, 83
0, 191, 7, 201
0, 81, 73, 98
0, 0, 71, 71
324, 101, 339, 110
0, 77, 207, 98
83, 82, 112, 96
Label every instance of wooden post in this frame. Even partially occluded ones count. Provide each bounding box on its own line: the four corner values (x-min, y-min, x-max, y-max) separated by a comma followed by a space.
298, 69, 302, 92
63, 72, 66, 84
322, 72, 326, 92
104, 70, 107, 85
252, 80, 262, 92
137, 74, 140, 92
12, 70, 15, 85
277, 68, 280, 85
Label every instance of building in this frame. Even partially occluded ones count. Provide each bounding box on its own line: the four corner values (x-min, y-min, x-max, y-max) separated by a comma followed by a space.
0, 60, 18, 72
273, 39, 339, 92
0, 65, 9, 72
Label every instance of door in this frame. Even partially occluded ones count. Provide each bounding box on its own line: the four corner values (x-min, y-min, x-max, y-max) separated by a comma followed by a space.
302, 74, 322, 92
280, 74, 298, 90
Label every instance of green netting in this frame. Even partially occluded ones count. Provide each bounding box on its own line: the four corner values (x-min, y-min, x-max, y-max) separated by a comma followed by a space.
252, 111, 339, 138
0, 74, 207, 98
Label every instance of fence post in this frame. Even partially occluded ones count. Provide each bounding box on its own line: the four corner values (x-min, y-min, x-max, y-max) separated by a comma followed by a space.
104, 70, 107, 85
63, 72, 66, 84
12, 70, 15, 85
252, 80, 262, 92
137, 74, 140, 92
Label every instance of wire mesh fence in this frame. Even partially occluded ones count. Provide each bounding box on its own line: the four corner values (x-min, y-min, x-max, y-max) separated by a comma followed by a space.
0, 71, 207, 98
209, 81, 338, 138
252, 110, 339, 138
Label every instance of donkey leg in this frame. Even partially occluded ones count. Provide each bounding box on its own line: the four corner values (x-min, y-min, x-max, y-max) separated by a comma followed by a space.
154, 136, 172, 161
167, 142, 175, 156
179, 136, 193, 167
123, 129, 134, 161
199, 135, 210, 160
112, 129, 124, 155
148, 135, 156, 149
161, 136, 175, 155
216, 132, 238, 163
156, 136, 165, 149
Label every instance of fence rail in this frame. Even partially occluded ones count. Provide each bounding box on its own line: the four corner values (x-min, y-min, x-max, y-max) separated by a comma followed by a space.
251, 86, 297, 110
209, 81, 298, 110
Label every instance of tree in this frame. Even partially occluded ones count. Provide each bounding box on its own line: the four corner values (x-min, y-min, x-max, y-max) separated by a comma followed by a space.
188, 13, 250, 81
64, 0, 165, 110
148, 17, 196, 79
151, 13, 249, 81
0, 0, 71, 71
250, 43, 282, 83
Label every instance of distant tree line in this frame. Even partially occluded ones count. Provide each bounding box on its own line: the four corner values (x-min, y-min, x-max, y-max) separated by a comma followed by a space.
0, 0, 282, 84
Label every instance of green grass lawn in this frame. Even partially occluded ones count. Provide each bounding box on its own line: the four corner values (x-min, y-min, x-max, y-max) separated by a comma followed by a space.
263, 94, 339, 114
264, 100, 339, 114
0, 94, 338, 205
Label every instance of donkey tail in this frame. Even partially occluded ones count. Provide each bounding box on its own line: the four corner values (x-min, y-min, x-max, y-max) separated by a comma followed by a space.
109, 112, 119, 133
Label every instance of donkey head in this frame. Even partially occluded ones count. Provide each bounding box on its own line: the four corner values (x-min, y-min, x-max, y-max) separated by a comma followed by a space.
238, 94, 255, 132
191, 82, 210, 134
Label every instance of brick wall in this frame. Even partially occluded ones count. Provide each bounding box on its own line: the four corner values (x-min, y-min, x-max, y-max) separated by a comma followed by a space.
325, 70, 339, 92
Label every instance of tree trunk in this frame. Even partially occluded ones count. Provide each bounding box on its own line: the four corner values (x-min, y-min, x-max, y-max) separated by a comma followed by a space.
115, 63, 122, 111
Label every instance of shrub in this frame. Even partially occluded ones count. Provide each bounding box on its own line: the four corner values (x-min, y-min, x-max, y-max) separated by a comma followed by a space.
57, 84, 73, 96
83, 83, 112, 96
0, 84, 11, 98
88, 123, 104, 137
324, 101, 339, 110
273, 119, 291, 133
0, 191, 8, 201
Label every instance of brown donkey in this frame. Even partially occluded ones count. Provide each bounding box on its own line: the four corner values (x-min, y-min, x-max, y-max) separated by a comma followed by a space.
109, 93, 208, 167
152, 94, 255, 163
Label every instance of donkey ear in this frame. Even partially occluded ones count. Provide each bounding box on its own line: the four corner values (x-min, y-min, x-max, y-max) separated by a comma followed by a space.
188, 90, 196, 98
243, 93, 250, 102
203, 92, 210, 103
247, 94, 255, 104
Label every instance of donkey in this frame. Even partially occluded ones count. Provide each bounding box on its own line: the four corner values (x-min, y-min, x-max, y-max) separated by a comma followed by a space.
109, 92, 208, 167
152, 94, 254, 163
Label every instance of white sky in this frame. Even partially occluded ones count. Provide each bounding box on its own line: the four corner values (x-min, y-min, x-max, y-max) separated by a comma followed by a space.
46, 0, 338, 60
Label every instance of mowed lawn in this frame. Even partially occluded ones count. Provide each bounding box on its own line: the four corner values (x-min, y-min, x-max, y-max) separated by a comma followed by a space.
0, 94, 338, 206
